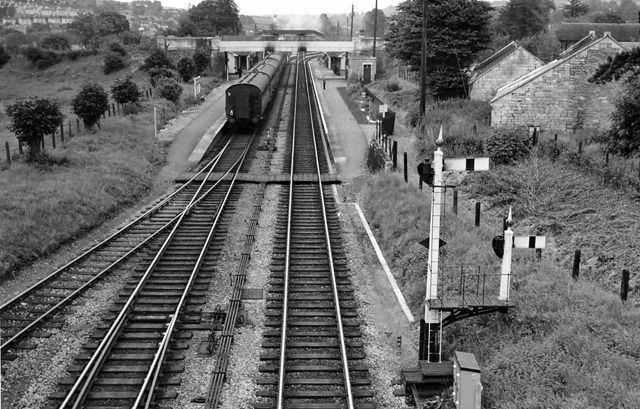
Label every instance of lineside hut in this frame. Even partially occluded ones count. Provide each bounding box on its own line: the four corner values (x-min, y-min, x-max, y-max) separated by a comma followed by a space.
469, 41, 543, 101
490, 32, 625, 133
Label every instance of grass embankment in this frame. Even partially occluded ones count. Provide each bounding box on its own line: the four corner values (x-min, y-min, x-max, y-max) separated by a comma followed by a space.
359, 173, 640, 408
0, 110, 165, 276
0, 47, 220, 279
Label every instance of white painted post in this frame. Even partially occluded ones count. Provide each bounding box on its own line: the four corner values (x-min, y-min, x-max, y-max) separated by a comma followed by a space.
153, 107, 157, 139
193, 77, 197, 99
499, 207, 513, 301
425, 126, 444, 324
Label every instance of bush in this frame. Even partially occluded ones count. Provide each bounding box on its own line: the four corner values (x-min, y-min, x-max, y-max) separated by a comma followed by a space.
193, 51, 210, 73
157, 78, 182, 103
111, 77, 141, 105
108, 42, 127, 56
141, 48, 174, 71
118, 30, 142, 45
148, 67, 175, 87
365, 141, 386, 172
40, 35, 70, 51
67, 49, 98, 61
0, 45, 10, 67
485, 127, 531, 165
72, 82, 109, 130
122, 102, 141, 115
176, 57, 197, 82
23, 47, 61, 69
103, 52, 126, 74
607, 78, 640, 157
385, 81, 401, 92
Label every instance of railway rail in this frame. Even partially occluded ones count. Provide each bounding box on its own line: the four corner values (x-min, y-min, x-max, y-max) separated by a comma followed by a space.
255, 55, 374, 408
0, 135, 257, 356
49, 131, 255, 408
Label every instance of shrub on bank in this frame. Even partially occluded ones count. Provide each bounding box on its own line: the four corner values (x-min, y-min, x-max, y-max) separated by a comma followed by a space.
485, 127, 531, 165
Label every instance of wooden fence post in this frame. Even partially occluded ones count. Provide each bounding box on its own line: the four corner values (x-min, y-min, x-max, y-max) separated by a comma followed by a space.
475, 202, 481, 227
572, 250, 581, 280
41, 136, 45, 151
51, 132, 56, 149
403, 152, 408, 183
620, 269, 630, 302
76, 118, 80, 133
18, 140, 23, 154
60, 123, 64, 143
453, 190, 458, 215
68, 121, 73, 138
5, 141, 10, 165
578, 141, 582, 154
392, 141, 397, 170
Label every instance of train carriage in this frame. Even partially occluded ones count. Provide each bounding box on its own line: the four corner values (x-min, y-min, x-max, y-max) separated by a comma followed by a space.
225, 52, 286, 125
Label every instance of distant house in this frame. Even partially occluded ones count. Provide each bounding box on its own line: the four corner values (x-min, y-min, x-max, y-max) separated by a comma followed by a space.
469, 41, 544, 101
491, 33, 625, 133
556, 22, 640, 51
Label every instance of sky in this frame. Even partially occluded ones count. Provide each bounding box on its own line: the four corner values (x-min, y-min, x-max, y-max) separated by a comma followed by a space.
156, 0, 399, 15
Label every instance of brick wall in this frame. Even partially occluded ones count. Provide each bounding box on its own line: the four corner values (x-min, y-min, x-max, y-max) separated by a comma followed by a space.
491, 37, 624, 133
470, 48, 543, 101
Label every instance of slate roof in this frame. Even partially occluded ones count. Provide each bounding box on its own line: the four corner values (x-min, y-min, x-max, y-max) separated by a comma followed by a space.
492, 33, 624, 102
557, 23, 640, 42
470, 41, 542, 82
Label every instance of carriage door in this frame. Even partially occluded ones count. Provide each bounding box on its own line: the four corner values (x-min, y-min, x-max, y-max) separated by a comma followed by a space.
236, 89, 251, 119
363, 64, 372, 83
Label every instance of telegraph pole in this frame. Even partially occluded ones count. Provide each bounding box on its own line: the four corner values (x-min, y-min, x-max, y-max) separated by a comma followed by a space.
350, 5, 354, 41
372, 0, 378, 57
420, 0, 427, 114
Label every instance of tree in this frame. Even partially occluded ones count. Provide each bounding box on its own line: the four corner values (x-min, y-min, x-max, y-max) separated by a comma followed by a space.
563, 0, 589, 19
96, 11, 130, 36
386, 0, 493, 99
498, 0, 556, 40
111, 77, 141, 106
589, 48, 640, 157
141, 48, 174, 71
607, 78, 640, 157
72, 83, 109, 130
616, 0, 639, 23
69, 12, 130, 46
592, 12, 625, 23
6, 98, 63, 160
157, 78, 182, 103
193, 51, 210, 74
520, 30, 561, 63
69, 13, 98, 47
103, 52, 126, 74
319, 14, 335, 37
177, 57, 197, 82
40, 35, 71, 51
363, 8, 386, 37
0, 45, 10, 68
178, 0, 241, 36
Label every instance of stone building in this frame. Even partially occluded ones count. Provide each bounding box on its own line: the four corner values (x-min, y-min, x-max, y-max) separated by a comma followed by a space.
469, 41, 543, 101
491, 32, 625, 133
556, 22, 640, 51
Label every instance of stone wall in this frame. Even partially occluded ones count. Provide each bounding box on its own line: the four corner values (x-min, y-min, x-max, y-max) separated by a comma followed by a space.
470, 48, 543, 101
491, 37, 623, 133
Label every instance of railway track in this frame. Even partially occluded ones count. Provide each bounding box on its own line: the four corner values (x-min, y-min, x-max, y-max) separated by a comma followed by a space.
255, 55, 374, 408
47, 132, 255, 408
0, 136, 253, 356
